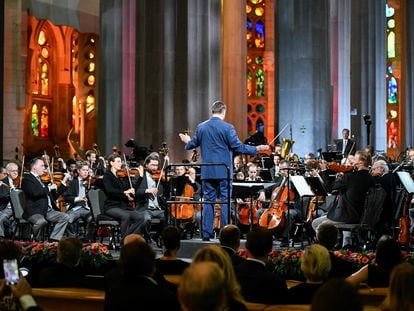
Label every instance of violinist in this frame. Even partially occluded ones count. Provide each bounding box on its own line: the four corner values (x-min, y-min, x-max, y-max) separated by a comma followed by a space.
102, 154, 145, 240
86, 149, 105, 178
135, 152, 168, 242
0, 166, 13, 238
311, 151, 375, 247
370, 159, 397, 235
62, 161, 96, 242
21, 157, 70, 241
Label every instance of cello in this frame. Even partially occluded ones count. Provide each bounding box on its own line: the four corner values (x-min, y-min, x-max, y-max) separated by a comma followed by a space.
170, 183, 196, 222
259, 178, 294, 230
237, 198, 261, 226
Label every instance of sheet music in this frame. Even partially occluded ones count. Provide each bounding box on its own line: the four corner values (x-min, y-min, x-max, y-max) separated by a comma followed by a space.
233, 182, 275, 189
397, 172, 414, 194
290, 176, 314, 197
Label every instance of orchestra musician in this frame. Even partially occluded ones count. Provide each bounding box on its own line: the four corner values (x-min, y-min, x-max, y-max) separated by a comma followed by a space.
311, 151, 375, 247
336, 128, 355, 157
21, 157, 70, 241
245, 163, 263, 182
370, 159, 397, 235
102, 154, 145, 240
63, 161, 96, 242
0, 166, 13, 238
135, 152, 168, 242
179, 101, 268, 241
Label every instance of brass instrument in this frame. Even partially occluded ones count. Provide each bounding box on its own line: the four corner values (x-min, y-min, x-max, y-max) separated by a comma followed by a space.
280, 138, 295, 159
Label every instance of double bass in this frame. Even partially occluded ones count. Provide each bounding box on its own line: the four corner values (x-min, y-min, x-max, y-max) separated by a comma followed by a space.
259, 178, 294, 230
170, 183, 197, 222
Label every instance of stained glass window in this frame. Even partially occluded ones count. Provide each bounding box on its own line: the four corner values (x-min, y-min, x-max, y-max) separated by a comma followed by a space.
246, 0, 267, 137
388, 76, 397, 104
31, 104, 39, 136
40, 106, 49, 137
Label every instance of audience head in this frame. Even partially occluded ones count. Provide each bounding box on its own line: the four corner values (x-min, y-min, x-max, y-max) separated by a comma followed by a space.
311, 278, 363, 311
161, 226, 181, 256
384, 263, 414, 311
123, 233, 146, 245
316, 223, 339, 250
120, 240, 155, 277
179, 262, 226, 311
192, 245, 243, 302
245, 227, 273, 259
375, 236, 402, 270
57, 237, 83, 268
219, 225, 241, 251
301, 244, 331, 283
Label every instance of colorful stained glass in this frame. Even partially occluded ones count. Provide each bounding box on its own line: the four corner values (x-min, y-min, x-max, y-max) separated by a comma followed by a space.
387, 19, 395, 28
255, 20, 265, 48
256, 104, 265, 113
386, 4, 394, 18
38, 30, 46, 45
388, 110, 397, 119
40, 106, 49, 137
247, 118, 253, 136
247, 104, 252, 113
40, 62, 49, 95
255, 7, 264, 17
256, 68, 265, 96
388, 121, 397, 148
387, 31, 395, 58
246, 4, 252, 14
255, 56, 263, 65
31, 104, 39, 136
256, 117, 264, 132
250, 0, 263, 4
388, 76, 397, 104
247, 19, 253, 47
247, 71, 253, 96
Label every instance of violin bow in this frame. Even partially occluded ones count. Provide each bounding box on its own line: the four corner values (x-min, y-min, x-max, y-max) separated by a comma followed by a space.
122, 153, 134, 190
19, 156, 25, 188
268, 123, 290, 147
43, 150, 54, 184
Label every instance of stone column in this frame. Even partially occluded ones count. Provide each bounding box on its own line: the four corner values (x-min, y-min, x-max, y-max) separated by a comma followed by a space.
404, 0, 414, 147
278, 0, 331, 157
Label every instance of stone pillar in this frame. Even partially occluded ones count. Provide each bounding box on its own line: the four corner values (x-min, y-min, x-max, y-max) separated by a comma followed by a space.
405, 0, 414, 147
98, 0, 123, 154
222, 0, 247, 138
136, 0, 221, 161
278, 0, 331, 157
349, 0, 386, 151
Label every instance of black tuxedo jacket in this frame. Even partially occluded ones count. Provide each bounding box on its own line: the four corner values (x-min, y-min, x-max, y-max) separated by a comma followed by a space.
235, 259, 288, 304
102, 171, 133, 212
336, 139, 355, 156
0, 177, 11, 210
21, 173, 58, 219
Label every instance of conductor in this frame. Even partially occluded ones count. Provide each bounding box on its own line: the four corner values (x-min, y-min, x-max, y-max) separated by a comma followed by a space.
179, 101, 269, 241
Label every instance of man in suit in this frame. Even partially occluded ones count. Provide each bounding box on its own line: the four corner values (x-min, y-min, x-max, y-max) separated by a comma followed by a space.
219, 224, 244, 267
179, 101, 268, 241
234, 227, 288, 304
21, 157, 70, 241
336, 128, 356, 157
312, 151, 375, 246
63, 161, 95, 242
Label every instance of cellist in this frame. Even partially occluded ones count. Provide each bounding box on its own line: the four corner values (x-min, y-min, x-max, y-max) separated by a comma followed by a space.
257, 160, 301, 247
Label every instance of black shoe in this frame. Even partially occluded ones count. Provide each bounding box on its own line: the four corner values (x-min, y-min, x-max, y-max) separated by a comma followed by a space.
279, 238, 289, 248
202, 237, 210, 242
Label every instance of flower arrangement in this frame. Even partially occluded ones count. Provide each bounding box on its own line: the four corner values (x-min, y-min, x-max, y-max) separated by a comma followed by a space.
16, 241, 113, 270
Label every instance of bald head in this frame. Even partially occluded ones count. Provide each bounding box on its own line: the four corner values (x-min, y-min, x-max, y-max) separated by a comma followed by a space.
124, 234, 146, 245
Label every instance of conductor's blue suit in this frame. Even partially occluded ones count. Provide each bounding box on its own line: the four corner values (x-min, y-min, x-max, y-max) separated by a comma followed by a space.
185, 116, 257, 239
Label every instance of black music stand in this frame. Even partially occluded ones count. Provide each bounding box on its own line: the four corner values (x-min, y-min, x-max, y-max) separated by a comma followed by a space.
322, 151, 342, 162
305, 177, 328, 218
233, 182, 273, 230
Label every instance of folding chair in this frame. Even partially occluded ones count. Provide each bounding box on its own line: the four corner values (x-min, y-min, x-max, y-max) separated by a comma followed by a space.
9, 189, 33, 240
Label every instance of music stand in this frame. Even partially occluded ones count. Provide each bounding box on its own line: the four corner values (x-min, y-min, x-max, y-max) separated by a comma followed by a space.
322, 151, 342, 162
397, 172, 414, 194
305, 176, 328, 219
233, 182, 274, 230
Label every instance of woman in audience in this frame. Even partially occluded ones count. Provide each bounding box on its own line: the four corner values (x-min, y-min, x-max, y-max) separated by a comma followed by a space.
288, 244, 331, 304
347, 235, 402, 287
192, 245, 247, 311
155, 226, 189, 275
381, 263, 414, 311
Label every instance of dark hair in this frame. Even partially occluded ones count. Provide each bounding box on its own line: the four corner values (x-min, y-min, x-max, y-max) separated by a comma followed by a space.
211, 101, 226, 114
29, 157, 43, 169
219, 225, 241, 249
144, 152, 160, 166
316, 223, 339, 250
76, 161, 90, 170
120, 240, 155, 277
106, 154, 121, 167
66, 158, 77, 166
85, 150, 97, 158
161, 226, 181, 255
311, 278, 363, 311
57, 237, 83, 267
375, 236, 402, 270
245, 227, 273, 258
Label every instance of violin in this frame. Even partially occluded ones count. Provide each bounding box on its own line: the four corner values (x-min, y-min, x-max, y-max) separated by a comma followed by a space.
40, 172, 64, 186
327, 162, 354, 173
147, 169, 170, 182
116, 168, 142, 178
237, 198, 261, 226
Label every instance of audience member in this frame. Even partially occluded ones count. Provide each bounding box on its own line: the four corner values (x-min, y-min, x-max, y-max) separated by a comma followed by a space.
179, 262, 226, 311
192, 245, 247, 311
37, 237, 85, 288
104, 240, 180, 310
381, 263, 414, 311
316, 223, 357, 278
219, 224, 244, 266
156, 226, 189, 275
234, 227, 288, 304
347, 235, 402, 287
288, 244, 331, 304
311, 278, 363, 311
